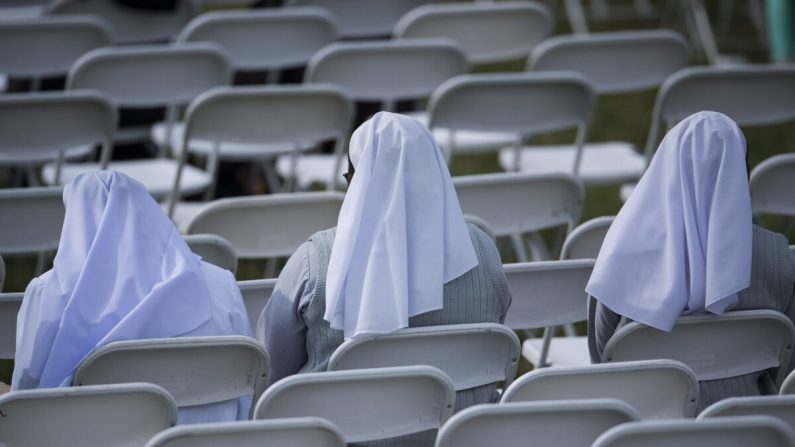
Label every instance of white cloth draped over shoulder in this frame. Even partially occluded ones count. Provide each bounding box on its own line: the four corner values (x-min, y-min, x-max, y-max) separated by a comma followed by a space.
585, 111, 752, 331
12, 171, 214, 389
324, 112, 479, 339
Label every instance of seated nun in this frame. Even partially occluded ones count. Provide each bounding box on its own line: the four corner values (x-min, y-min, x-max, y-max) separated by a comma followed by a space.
586, 111, 795, 410
10, 171, 252, 424
258, 112, 511, 443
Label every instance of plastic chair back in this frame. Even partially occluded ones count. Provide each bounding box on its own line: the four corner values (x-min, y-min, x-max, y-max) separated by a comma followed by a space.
0, 16, 111, 79
184, 233, 237, 274
0, 187, 65, 255
781, 368, 795, 395
254, 366, 455, 443
592, 416, 795, 447
238, 278, 277, 336
0, 383, 177, 447
286, 0, 434, 39
143, 418, 346, 447
435, 399, 638, 447
394, 2, 553, 65
603, 310, 795, 385
750, 153, 795, 217
74, 336, 269, 408
0, 292, 23, 359
178, 8, 338, 72
529, 30, 689, 94
699, 395, 795, 432
502, 259, 594, 329
185, 192, 344, 260
501, 360, 699, 419
328, 323, 520, 390
560, 216, 614, 259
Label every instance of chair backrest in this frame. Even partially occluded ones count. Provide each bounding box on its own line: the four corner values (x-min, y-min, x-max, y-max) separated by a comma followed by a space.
143, 417, 346, 447
592, 416, 795, 447
0, 187, 65, 255
453, 172, 583, 238
560, 215, 614, 260
177, 8, 338, 72
0, 383, 177, 447
750, 153, 795, 217
238, 278, 277, 336
501, 359, 699, 419
327, 323, 520, 390
305, 39, 468, 105
0, 292, 23, 359
254, 366, 455, 443
529, 30, 689, 95
699, 395, 795, 432
644, 65, 795, 159
48, 0, 197, 44
286, 0, 434, 39
435, 399, 639, 447
185, 192, 345, 260
184, 233, 237, 274
73, 336, 269, 409
0, 16, 111, 79
502, 259, 594, 329
67, 43, 231, 108
781, 368, 795, 395
0, 92, 115, 169
394, 1, 553, 65
603, 310, 795, 385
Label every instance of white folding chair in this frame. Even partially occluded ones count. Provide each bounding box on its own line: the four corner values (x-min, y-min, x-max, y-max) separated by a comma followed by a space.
166, 85, 353, 220
143, 417, 346, 447
393, 2, 553, 66
0, 16, 111, 91
73, 336, 269, 415
0, 292, 23, 359
184, 233, 237, 274
45, 44, 232, 200
176, 8, 338, 82
603, 310, 795, 388
48, 0, 197, 44
427, 72, 595, 167
0, 383, 177, 447
434, 399, 639, 447
750, 153, 795, 224
502, 259, 593, 367
0, 187, 65, 275
328, 323, 520, 391
238, 278, 277, 336
282, 39, 469, 189
285, 0, 433, 39
782, 368, 795, 395
254, 366, 455, 444
592, 416, 795, 447
560, 215, 614, 260
453, 172, 583, 261
500, 30, 690, 185
699, 395, 795, 432
501, 360, 699, 419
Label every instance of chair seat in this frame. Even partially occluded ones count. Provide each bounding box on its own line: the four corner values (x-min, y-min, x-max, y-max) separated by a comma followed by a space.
409, 111, 519, 155
498, 142, 646, 185
151, 122, 293, 161
275, 154, 346, 190
522, 336, 590, 368
42, 159, 212, 200
620, 182, 636, 202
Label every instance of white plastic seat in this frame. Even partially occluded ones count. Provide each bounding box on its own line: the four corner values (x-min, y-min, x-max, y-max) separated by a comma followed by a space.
184, 233, 237, 274
501, 360, 699, 419
328, 323, 520, 391
699, 395, 795, 432
0, 292, 23, 359
501, 30, 690, 185
592, 416, 795, 447
73, 336, 269, 412
0, 187, 64, 258
393, 2, 553, 66
238, 278, 277, 336
560, 215, 614, 260
254, 366, 456, 444
0, 383, 178, 447
143, 417, 346, 447
750, 153, 795, 221
48, 0, 197, 44
435, 399, 639, 447
453, 172, 584, 261
285, 0, 433, 39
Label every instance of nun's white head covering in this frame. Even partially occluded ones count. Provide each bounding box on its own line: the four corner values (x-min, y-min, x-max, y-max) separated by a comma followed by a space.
324, 112, 478, 339
13, 171, 211, 388
586, 111, 752, 331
